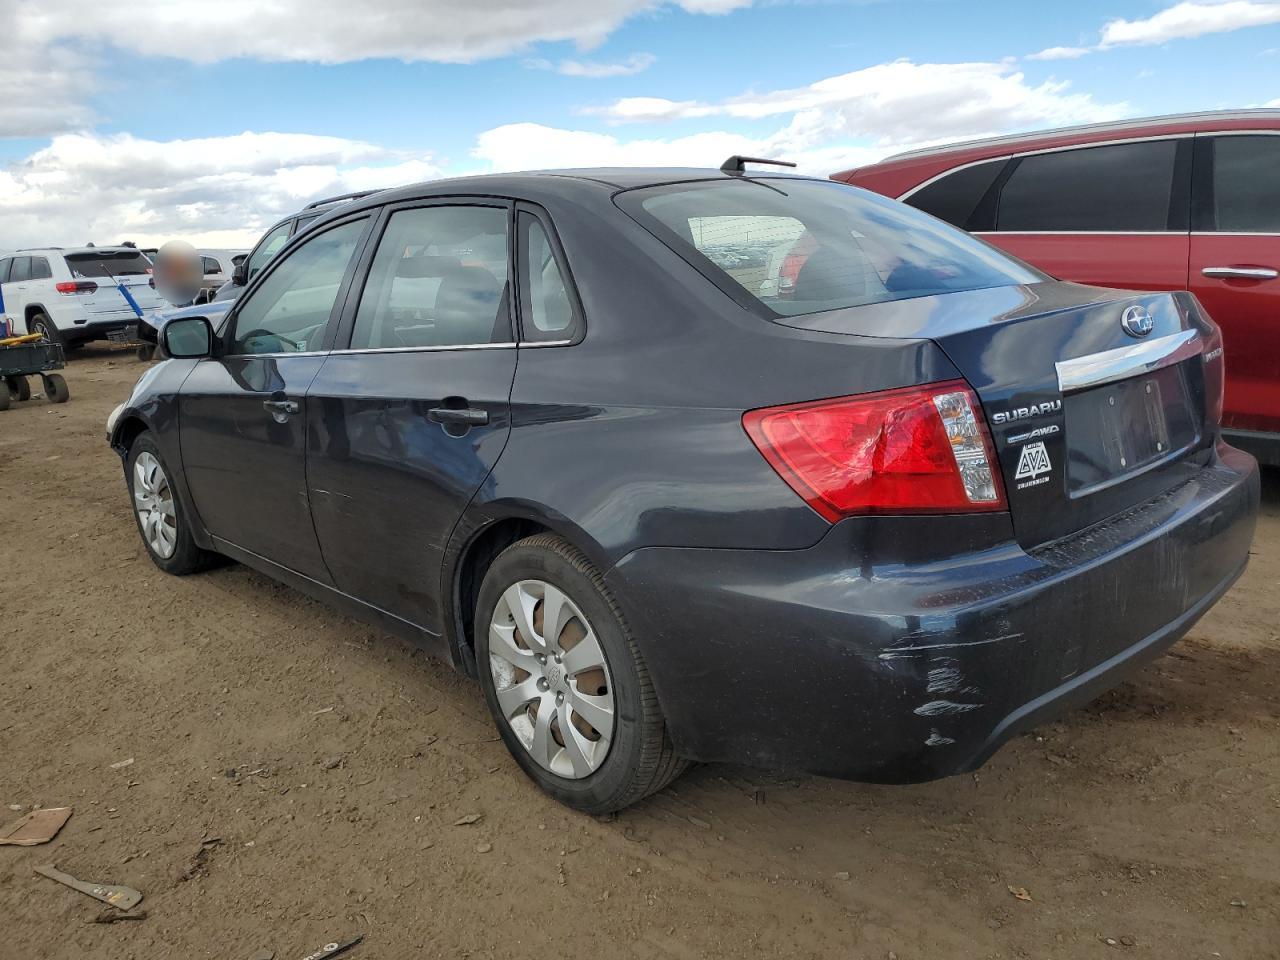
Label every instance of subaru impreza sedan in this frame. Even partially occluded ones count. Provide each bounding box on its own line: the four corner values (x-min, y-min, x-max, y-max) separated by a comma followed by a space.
109, 162, 1259, 813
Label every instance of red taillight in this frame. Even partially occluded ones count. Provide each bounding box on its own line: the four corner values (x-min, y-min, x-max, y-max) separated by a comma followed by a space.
55, 280, 98, 295
743, 380, 1007, 521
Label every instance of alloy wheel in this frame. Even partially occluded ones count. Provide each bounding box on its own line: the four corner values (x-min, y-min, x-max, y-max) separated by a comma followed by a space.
133, 451, 178, 559
487, 579, 615, 778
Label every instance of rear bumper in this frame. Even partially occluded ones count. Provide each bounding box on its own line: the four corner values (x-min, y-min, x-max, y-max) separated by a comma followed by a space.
1222, 428, 1280, 468
606, 444, 1259, 782
67, 310, 163, 344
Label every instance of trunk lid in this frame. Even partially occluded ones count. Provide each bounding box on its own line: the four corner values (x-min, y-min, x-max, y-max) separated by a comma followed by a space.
774, 281, 1222, 548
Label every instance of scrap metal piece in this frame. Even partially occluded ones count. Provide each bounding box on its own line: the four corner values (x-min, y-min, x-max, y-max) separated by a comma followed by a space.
300, 935, 363, 960
0, 808, 72, 846
34, 863, 143, 911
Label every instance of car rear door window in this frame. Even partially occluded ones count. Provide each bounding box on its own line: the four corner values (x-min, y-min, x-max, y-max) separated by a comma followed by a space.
8, 257, 31, 283
518, 212, 579, 342
28, 257, 52, 280
1209, 135, 1280, 233
905, 159, 1007, 230
229, 218, 367, 355
996, 140, 1178, 232
350, 204, 510, 350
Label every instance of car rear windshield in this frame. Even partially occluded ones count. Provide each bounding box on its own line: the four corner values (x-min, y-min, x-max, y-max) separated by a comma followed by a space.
621, 178, 1042, 318
65, 251, 154, 278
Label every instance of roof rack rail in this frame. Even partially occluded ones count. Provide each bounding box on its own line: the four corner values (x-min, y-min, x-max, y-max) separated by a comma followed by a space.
720, 156, 797, 174
302, 189, 381, 211
16, 246, 63, 251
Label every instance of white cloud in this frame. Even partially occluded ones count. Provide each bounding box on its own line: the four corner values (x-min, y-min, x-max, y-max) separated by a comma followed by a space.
1265, 97, 1280, 106
587, 60, 1127, 149
0, 47, 96, 138
16, 1, 749, 65
1026, 45, 1093, 60
0, 132, 442, 249
1100, 1, 1280, 47
526, 52, 657, 77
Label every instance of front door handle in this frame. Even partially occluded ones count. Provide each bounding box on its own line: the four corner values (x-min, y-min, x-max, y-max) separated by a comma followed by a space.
1201, 265, 1278, 280
427, 406, 489, 426
263, 399, 300, 420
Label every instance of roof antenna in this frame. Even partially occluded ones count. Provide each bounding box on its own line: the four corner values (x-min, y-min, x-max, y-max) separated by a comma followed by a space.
720, 156, 797, 175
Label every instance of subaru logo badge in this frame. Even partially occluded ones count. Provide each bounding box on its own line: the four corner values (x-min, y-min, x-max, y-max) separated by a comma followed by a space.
1120, 305, 1155, 338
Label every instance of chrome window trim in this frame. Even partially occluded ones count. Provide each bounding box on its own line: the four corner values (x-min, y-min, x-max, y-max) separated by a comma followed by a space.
328, 342, 517, 356
1055, 329, 1201, 394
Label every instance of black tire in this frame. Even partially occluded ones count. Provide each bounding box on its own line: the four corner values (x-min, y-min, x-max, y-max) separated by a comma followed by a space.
0, 388, 8, 412
28, 312, 59, 345
41, 373, 70, 404
476, 534, 687, 813
125, 432, 218, 575
137, 344, 156, 362
6, 376, 30, 402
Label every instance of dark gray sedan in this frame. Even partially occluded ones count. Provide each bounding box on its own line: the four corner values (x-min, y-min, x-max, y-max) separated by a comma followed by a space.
109, 164, 1259, 812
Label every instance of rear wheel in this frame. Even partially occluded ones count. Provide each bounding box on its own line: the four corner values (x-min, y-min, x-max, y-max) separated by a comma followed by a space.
476, 534, 687, 813
41, 374, 69, 404
5, 376, 30, 402
126, 433, 217, 575
28, 312, 59, 345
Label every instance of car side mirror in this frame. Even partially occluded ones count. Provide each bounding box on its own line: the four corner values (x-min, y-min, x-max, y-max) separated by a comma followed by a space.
162, 316, 214, 359
232, 263, 248, 286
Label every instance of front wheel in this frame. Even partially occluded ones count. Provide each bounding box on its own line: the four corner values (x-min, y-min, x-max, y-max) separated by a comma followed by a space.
476, 534, 687, 813
125, 433, 217, 575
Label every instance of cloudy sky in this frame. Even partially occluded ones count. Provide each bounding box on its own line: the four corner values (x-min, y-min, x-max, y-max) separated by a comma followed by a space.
1, 0, 1277, 249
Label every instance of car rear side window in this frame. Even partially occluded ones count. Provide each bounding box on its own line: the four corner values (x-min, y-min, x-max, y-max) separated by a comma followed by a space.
1210, 135, 1280, 233
65, 251, 153, 278
518, 212, 579, 342
621, 178, 1041, 318
905, 159, 1006, 230
202, 256, 223, 274
29, 257, 52, 280
350, 205, 510, 350
996, 140, 1178, 232
230, 218, 367, 355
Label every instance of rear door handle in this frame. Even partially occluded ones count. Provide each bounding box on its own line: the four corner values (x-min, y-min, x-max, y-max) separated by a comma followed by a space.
263, 399, 300, 417
427, 406, 489, 426
1201, 266, 1278, 280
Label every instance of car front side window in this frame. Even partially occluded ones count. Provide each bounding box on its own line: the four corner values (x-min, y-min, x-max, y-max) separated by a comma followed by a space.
229, 218, 367, 356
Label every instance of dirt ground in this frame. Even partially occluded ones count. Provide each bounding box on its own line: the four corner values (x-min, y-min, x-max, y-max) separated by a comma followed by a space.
1, 345, 1277, 960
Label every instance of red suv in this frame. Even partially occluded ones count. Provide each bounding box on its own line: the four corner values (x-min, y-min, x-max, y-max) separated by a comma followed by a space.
834, 110, 1280, 465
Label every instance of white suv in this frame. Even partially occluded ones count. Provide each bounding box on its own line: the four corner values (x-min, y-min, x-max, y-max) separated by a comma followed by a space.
0, 247, 167, 348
